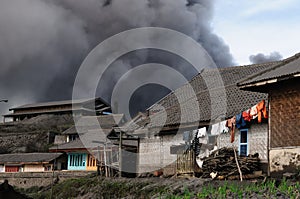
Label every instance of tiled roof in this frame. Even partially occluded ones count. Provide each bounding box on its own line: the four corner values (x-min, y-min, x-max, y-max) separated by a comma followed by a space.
0, 153, 63, 164
148, 61, 280, 113
143, 61, 280, 129
238, 53, 300, 86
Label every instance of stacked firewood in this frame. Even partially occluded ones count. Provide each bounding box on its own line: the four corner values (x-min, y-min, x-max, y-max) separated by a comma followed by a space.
201, 147, 260, 179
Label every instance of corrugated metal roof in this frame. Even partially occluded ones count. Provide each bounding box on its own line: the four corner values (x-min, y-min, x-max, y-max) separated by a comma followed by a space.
9, 97, 109, 110
50, 139, 85, 150
0, 153, 63, 164
239, 53, 300, 86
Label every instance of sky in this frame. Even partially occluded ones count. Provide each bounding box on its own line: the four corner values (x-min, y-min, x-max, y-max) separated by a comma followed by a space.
213, 0, 300, 64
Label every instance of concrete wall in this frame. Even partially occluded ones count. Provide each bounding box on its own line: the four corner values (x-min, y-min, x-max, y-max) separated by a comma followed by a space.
269, 147, 300, 175
0, 171, 94, 188
138, 133, 184, 174
24, 165, 44, 172
0, 165, 4, 172
218, 123, 268, 162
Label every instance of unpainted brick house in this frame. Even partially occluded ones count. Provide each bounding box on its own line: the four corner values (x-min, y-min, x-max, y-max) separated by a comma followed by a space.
239, 53, 300, 176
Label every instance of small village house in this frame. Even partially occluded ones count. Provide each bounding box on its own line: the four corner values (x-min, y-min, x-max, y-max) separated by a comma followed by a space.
50, 114, 124, 174
0, 153, 64, 172
238, 53, 300, 176
120, 60, 286, 176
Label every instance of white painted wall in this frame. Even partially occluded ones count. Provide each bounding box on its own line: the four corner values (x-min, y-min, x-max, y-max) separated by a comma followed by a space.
138, 133, 184, 174
24, 164, 45, 172
0, 165, 4, 172
218, 123, 268, 162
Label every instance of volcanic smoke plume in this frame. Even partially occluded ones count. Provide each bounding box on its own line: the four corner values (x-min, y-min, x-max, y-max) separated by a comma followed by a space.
0, 0, 234, 117
249, 52, 283, 64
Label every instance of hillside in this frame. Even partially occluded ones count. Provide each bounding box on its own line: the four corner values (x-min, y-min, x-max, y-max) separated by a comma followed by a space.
0, 114, 74, 153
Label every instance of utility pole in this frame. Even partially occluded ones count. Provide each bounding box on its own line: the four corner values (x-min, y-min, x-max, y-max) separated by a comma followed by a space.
119, 131, 122, 178
1, 99, 8, 123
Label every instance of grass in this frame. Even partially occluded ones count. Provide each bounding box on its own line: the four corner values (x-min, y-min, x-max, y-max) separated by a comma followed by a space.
19, 176, 300, 199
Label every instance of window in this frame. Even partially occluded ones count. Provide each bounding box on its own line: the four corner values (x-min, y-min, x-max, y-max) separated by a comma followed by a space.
239, 129, 248, 156
69, 154, 85, 167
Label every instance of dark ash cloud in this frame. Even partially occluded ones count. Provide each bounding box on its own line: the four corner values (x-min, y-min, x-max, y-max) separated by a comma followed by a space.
0, 0, 234, 117
249, 52, 283, 64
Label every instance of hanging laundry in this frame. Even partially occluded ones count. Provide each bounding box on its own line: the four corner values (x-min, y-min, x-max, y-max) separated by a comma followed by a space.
197, 127, 206, 138
250, 105, 258, 119
226, 116, 236, 143
257, 100, 268, 123
211, 123, 220, 135
242, 109, 252, 122
191, 136, 201, 156
220, 121, 229, 134
211, 121, 229, 135
236, 112, 247, 129
199, 134, 208, 144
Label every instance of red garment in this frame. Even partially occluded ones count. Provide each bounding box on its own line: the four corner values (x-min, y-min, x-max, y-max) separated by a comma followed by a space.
226, 116, 236, 143
242, 109, 251, 122
256, 100, 268, 123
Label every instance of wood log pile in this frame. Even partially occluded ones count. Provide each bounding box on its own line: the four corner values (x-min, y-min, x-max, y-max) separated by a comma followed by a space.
201, 147, 260, 179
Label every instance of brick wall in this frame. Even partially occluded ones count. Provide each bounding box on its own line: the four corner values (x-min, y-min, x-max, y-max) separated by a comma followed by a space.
270, 82, 300, 148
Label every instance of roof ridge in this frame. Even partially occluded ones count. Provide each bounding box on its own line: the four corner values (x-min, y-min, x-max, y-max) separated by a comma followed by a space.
238, 52, 300, 86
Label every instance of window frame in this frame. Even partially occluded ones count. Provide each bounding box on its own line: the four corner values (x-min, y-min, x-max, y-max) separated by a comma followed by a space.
239, 129, 249, 156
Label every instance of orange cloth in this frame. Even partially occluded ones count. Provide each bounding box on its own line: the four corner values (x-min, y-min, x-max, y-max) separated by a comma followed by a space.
226, 116, 236, 143
256, 100, 268, 123
242, 109, 251, 122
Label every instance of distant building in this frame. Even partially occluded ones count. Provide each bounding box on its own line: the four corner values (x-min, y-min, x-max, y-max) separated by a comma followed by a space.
3, 97, 111, 122
0, 153, 64, 172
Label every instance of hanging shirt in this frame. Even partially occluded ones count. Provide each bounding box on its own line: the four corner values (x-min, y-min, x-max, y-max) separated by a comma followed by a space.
250, 105, 258, 119
197, 127, 206, 138
211, 123, 220, 135
257, 100, 268, 123
236, 113, 247, 129
199, 133, 208, 144
242, 109, 252, 122
211, 121, 229, 135
220, 120, 229, 134
226, 116, 236, 143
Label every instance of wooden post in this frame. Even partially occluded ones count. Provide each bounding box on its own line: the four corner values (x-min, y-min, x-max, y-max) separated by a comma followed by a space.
233, 147, 243, 181
97, 146, 100, 176
119, 131, 122, 178
104, 143, 108, 177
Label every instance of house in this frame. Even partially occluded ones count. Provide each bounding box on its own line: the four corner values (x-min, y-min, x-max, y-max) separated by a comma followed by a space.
50, 114, 123, 173
50, 138, 118, 173
0, 153, 64, 172
3, 97, 111, 122
121, 60, 284, 175
238, 52, 300, 176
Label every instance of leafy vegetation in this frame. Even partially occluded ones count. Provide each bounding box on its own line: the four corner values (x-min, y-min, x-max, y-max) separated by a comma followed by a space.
19, 176, 300, 199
